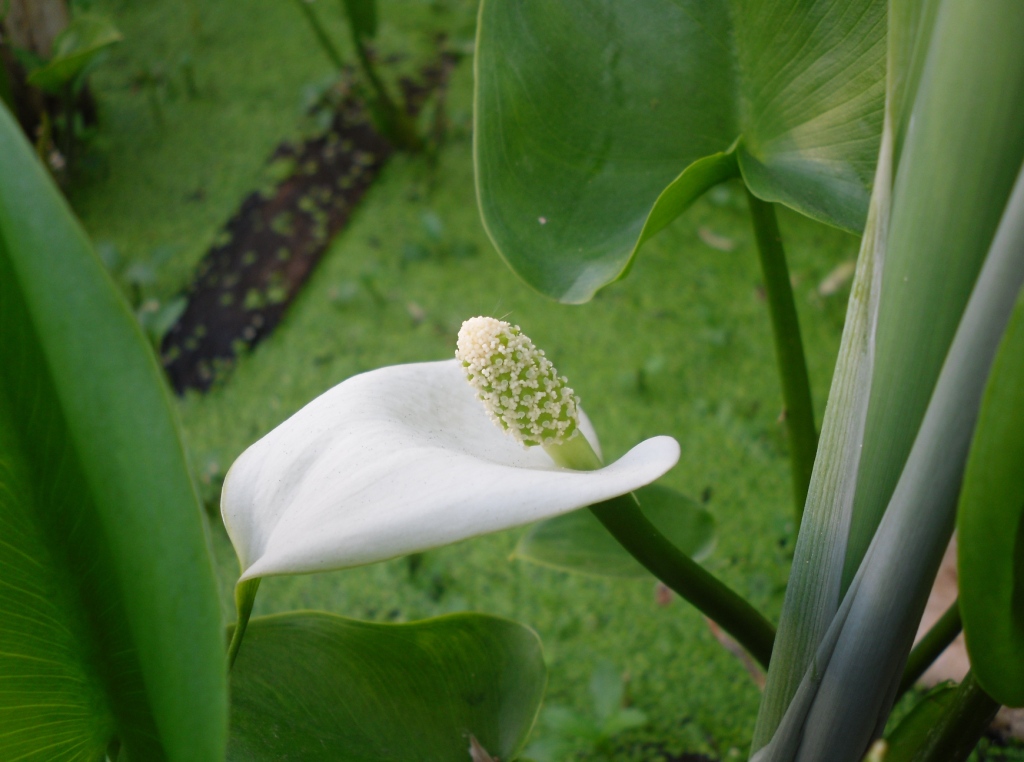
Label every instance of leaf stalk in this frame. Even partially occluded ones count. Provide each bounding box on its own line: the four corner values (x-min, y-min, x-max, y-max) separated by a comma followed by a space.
590, 493, 776, 669
908, 670, 999, 762
898, 597, 962, 698
227, 577, 261, 669
745, 188, 818, 521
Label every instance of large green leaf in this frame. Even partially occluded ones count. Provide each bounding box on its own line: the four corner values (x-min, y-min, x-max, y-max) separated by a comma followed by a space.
27, 16, 122, 94
0, 105, 226, 760
474, 0, 885, 302
958, 288, 1024, 708
513, 484, 715, 578
228, 612, 546, 762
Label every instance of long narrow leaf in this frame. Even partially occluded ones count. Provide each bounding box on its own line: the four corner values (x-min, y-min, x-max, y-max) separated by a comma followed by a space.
958, 259, 1024, 708
791, 154, 1024, 761
842, 0, 1024, 591
751, 118, 892, 752
753, 0, 1024, 754
0, 105, 226, 761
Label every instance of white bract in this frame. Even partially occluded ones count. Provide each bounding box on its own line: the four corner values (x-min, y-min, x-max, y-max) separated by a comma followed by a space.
222, 357, 679, 580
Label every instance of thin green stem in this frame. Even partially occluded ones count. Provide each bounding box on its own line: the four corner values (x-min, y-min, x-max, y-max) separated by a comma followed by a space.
545, 434, 776, 668
349, 34, 420, 151
909, 670, 1000, 762
227, 577, 261, 669
292, 0, 346, 71
745, 189, 817, 521
898, 597, 962, 697
589, 494, 776, 668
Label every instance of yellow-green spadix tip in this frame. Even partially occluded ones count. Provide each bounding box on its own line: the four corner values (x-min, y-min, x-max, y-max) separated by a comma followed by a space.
456, 316, 580, 447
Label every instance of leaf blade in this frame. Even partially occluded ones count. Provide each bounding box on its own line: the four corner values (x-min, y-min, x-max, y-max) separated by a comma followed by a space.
0, 104, 226, 761
228, 612, 546, 762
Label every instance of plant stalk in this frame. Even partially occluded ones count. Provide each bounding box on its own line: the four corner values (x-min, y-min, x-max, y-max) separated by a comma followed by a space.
909, 670, 1000, 762
898, 597, 962, 697
293, 0, 347, 71
227, 577, 261, 669
745, 188, 818, 521
545, 434, 776, 668
590, 494, 776, 668
348, 33, 420, 151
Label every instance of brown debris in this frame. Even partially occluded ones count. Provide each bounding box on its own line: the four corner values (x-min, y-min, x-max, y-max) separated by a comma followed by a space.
161, 50, 457, 393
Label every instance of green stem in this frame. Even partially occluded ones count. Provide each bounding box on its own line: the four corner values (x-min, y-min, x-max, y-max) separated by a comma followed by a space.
745, 189, 818, 521
898, 597, 962, 697
910, 670, 1000, 762
545, 435, 776, 668
227, 577, 261, 669
292, 0, 347, 71
349, 35, 420, 151
590, 494, 776, 668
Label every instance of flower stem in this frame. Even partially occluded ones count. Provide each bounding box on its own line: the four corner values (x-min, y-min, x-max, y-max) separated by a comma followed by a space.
908, 670, 1000, 762
545, 435, 776, 667
589, 494, 776, 668
227, 577, 261, 669
745, 188, 817, 521
898, 597, 962, 698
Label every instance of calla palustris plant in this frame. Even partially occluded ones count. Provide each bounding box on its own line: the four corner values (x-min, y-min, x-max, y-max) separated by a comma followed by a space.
222, 317, 775, 669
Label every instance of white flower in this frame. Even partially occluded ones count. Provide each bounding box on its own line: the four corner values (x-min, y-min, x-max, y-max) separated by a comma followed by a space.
221, 360, 679, 580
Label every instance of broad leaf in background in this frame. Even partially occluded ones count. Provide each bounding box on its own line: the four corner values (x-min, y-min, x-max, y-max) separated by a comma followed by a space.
958, 289, 1024, 708
514, 484, 714, 578
27, 15, 122, 94
228, 612, 545, 762
474, 0, 884, 302
0, 104, 226, 760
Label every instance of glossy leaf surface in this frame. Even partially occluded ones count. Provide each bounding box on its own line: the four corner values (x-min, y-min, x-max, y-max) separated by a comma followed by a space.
27, 16, 122, 93
513, 484, 714, 578
959, 289, 1024, 708
474, 0, 885, 302
228, 612, 545, 762
0, 105, 226, 761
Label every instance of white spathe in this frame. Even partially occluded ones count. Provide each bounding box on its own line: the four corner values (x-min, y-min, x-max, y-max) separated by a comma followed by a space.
222, 360, 680, 580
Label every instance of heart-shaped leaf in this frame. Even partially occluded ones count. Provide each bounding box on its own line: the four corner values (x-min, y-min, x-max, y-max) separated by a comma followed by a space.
474, 0, 885, 302
513, 484, 714, 578
0, 104, 226, 760
228, 612, 546, 762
